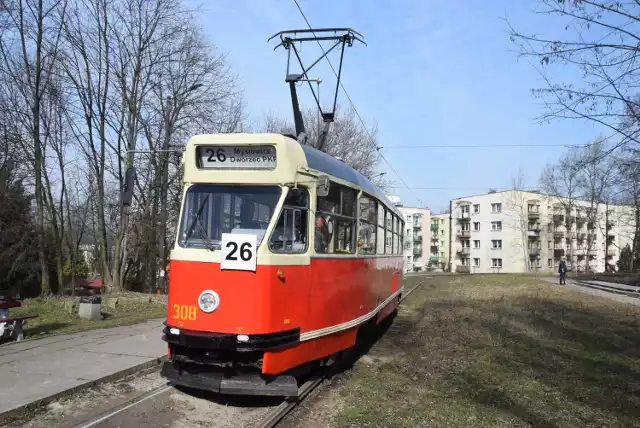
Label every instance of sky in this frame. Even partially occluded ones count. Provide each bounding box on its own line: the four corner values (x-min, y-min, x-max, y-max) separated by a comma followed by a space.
185, 0, 610, 213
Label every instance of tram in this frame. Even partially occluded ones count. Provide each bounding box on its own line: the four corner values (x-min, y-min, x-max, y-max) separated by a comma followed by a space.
160, 132, 405, 396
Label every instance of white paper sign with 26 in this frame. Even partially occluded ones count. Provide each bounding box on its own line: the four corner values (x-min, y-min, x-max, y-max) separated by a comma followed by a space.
220, 233, 257, 272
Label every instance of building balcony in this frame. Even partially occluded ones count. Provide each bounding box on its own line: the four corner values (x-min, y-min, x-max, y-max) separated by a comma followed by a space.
429, 256, 439, 263
413, 247, 422, 256
527, 229, 540, 238
431, 234, 439, 241
456, 265, 470, 274
554, 248, 565, 257
414, 235, 422, 243
607, 249, 616, 257
457, 247, 470, 256
413, 222, 422, 229
457, 212, 470, 221
553, 230, 565, 238
576, 232, 586, 241
528, 210, 540, 219
430, 241, 439, 248
430, 224, 439, 231
552, 214, 565, 223
456, 230, 471, 239
529, 248, 541, 257
607, 220, 615, 228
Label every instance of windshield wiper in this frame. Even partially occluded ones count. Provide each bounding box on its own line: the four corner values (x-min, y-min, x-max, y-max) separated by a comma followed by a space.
183, 198, 217, 251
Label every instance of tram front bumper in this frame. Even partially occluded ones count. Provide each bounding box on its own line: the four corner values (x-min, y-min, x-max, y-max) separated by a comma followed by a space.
160, 362, 299, 397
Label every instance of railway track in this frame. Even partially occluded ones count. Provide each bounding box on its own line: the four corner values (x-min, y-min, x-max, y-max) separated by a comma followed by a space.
257, 279, 426, 428
69, 280, 425, 428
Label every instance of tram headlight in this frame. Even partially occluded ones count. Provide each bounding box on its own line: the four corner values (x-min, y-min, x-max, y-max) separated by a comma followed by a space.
198, 290, 220, 313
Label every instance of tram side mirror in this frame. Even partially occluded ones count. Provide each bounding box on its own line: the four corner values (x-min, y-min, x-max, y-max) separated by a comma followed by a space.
121, 167, 136, 207
317, 175, 330, 197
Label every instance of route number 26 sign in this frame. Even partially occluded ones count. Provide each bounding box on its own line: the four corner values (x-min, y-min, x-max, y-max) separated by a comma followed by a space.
220, 233, 257, 272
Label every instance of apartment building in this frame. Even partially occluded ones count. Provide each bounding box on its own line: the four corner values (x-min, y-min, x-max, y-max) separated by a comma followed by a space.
449, 190, 636, 274
429, 213, 450, 271
391, 202, 431, 272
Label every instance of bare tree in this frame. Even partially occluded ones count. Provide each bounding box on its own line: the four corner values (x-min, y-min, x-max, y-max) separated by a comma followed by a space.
509, 1, 640, 150
505, 169, 533, 271
0, 0, 69, 295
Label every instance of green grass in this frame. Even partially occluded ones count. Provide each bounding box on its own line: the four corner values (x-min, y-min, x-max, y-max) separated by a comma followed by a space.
8, 293, 166, 340
333, 274, 640, 428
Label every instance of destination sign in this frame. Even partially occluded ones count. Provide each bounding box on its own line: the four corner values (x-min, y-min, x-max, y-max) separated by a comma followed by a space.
197, 145, 277, 170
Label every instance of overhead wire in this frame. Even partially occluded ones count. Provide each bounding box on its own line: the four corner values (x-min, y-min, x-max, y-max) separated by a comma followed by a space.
291, 0, 429, 208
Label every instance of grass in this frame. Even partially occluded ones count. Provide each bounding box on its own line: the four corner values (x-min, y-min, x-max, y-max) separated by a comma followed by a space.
332, 274, 640, 428
7, 293, 166, 340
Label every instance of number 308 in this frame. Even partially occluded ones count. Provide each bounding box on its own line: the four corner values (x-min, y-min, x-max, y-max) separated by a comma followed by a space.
173, 304, 196, 320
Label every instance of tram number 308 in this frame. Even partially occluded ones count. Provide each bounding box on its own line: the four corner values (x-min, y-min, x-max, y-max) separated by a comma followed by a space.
173, 304, 196, 321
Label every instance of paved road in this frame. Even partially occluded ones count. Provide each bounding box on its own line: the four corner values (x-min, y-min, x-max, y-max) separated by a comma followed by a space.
0, 319, 167, 419
541, 277, 640, 306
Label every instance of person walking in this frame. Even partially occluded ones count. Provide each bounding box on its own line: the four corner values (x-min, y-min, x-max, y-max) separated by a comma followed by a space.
558, 257, 568, 285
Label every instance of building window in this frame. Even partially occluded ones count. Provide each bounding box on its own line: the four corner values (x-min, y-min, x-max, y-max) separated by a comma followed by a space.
462, 257, 470, 266
440, 252, 444, 257
491, 258, 502, 268
491, 221, 502, 231
473, 258, 480, 267
548, 240, 552, 249
358, 195, 377, 255
473, 222, 480, 231
461, 223, 470, 231
473, 240, 480, 249
491, 203, 502, 213
462, 239, 470, 248
548, 258, 552, 267
316, 183, 356, 254
461, 205, 470, 214
473, 204, 480, 214
491, 239, 502, 249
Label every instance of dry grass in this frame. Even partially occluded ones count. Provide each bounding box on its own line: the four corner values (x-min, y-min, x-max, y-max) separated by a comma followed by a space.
7, 292, 166, 340
327, 274, 640, 428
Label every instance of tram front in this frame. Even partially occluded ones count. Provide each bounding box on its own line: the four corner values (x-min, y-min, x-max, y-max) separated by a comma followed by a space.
161, 133, 319, 396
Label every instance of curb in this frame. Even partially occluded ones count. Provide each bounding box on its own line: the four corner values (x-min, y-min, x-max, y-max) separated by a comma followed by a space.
0, 355, 168, 425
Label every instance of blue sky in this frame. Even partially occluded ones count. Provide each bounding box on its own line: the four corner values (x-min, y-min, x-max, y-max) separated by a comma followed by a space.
187, 0, 609, 212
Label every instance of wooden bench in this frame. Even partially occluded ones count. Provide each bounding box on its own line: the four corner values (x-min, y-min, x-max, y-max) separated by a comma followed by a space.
0, 313, 39, 341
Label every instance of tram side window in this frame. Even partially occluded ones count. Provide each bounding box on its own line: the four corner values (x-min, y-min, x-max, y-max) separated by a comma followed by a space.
269, 188, 309, 253
396, 218, 403, 254
358, 194, 377, 255
385, 209, 393, 254
377, 203, 386, 254
315, 183, 356, 254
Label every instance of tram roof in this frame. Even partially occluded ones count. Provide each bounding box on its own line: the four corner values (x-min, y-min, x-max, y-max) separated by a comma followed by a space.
297, 141, 401, 217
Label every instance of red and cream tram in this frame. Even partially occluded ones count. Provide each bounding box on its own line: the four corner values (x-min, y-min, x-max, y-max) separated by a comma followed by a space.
161, 132, 405, 396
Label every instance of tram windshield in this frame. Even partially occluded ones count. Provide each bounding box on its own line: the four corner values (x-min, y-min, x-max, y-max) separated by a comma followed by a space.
179, 185, 282, 249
